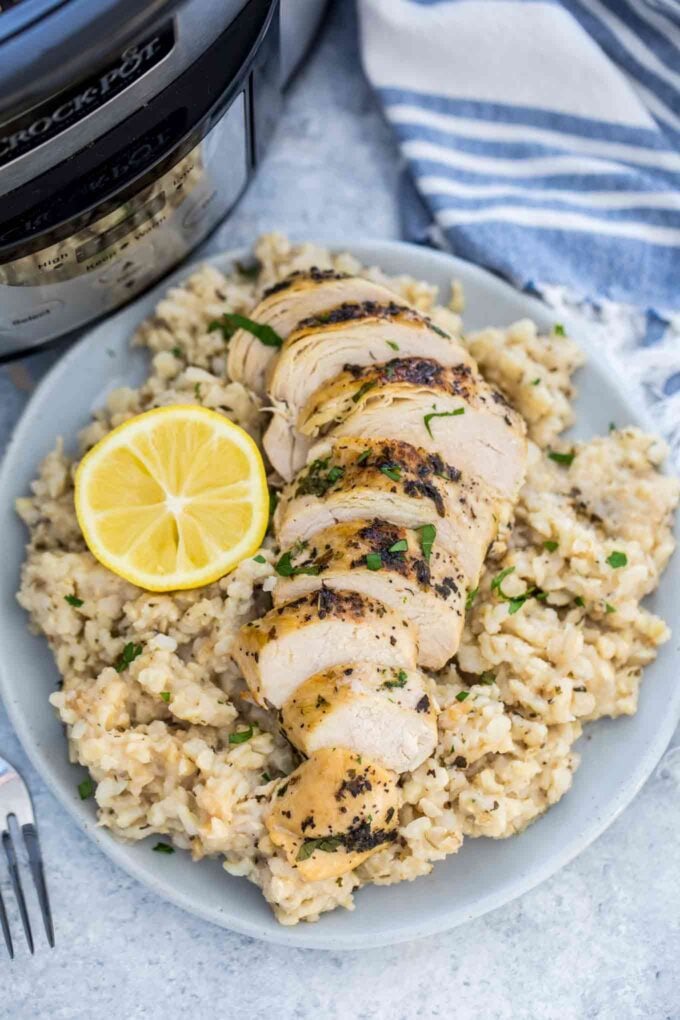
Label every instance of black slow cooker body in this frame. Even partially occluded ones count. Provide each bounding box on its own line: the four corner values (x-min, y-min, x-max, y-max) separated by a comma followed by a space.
0, 0, 284, 357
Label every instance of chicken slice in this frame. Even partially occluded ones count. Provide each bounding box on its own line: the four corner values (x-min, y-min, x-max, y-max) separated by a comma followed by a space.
262, 411, 313, 482
266, 747, 400, 881
282, 662, 438, 773
227, 270, 413, 396
232, 589, 417, 708
272, 520, 466, 670
265, 299, 469, 433
275, 437, 499, 584
298, 358, 527, 500
262, 308, 468, 480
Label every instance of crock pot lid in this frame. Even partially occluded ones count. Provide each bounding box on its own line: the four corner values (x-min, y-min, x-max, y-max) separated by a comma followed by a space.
0, 0, 250, 124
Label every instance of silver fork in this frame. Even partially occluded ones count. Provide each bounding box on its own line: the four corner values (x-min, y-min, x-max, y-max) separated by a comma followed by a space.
0, 755, 54, 957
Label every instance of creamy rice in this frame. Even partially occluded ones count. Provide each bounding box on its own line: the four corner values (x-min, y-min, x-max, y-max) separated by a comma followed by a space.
16, 235, 679, 925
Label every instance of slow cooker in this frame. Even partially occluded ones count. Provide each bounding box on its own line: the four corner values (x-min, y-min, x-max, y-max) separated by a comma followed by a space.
0, 0, 326, 358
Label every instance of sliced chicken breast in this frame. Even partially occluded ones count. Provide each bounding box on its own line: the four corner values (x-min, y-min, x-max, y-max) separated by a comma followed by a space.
275, 437, 499, 583
266, 299, 468, 427
272, 519, 467, 670
282, 662, 438, 773
266, 747, 400, 881
227, 270, 413, 396
298, 358, 527, 500
232, 589, 417, 709
262, 308, 467, 479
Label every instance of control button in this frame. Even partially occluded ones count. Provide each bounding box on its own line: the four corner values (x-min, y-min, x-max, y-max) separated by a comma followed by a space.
0, 299, 64, 334
96, 245, 152, 286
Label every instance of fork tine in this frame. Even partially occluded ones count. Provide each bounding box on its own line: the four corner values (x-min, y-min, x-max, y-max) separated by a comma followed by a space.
2, 829, 33, 954
0, 886, 13, 959
22, 824, 54, 948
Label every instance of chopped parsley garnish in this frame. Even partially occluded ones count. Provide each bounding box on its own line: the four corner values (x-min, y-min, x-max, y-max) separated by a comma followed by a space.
380, 463, 401, 482
478, 671, 496, 685
295, 458, 345, 498
261, 772, 272, 783
491, 567, 515, 598
383, 669, 408, 689
64, 594, 84, 607
419, 523, 436, 562
543, 540, 558, 553
609, 422, 616, 432
235, 258, 262, 279
553, 323, 566, 336
253, 554, 266, 563
491, 566, 543, 615
160, 691, 171, 703
208, 313, 282, 347
574, 596, 585, 607
152, 842, 175, 854
194, 382, 202, 400
275, 551, 321, 577
429, 322, 449, 338
171, 346, 183, 358
388, 539, 408, 554
455, 691, 469, 702
605, 603, 617, 614
465, 586, 479, 610
423, 407, 464, 438
386, 340, 399, 351
365, 552, 382, 571
356, 448, 372, 465
268, 487, 279, 524
606, 551, 627, 569
229, 726, 254, 745
531, 378, 540, 386
114, 642, 143, 673
297, 836, 343, 861
352, 379, 377, 403
548, 449, 575, 466
78, 778, 94, 800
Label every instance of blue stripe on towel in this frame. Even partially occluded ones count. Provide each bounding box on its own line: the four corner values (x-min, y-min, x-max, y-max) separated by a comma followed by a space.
361, 0, 679, 311
378, 90, 679, 155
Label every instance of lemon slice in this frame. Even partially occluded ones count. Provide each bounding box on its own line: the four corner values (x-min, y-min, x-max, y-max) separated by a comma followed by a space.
75, 405, 269, 591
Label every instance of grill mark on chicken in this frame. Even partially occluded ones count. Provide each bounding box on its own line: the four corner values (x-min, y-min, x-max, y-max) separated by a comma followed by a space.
402, 479, 445, 516
296, 300, 424, 331
285, 519, 464, 603
291, 439, 462, 518
336, 774, 372, 800
343, 357, 448, 389
341, 820, 397, 854
266, 589, 389, 622
262, 267, 349, 298
336, 358, 485, 404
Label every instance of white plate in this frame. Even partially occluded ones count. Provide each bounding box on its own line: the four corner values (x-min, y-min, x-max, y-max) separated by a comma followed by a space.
0, 242, 678, 951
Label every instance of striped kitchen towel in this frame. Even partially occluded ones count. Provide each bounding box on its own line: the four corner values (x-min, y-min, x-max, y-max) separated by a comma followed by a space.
358, 0, 680, 313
